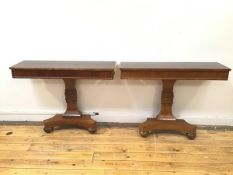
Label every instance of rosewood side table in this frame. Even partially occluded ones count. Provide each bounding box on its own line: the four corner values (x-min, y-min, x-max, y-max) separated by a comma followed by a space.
120, 62, 231, 139
10, 61, 115, 133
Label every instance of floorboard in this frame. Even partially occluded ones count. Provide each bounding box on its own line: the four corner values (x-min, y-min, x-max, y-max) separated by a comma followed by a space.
0, 125, 233, 175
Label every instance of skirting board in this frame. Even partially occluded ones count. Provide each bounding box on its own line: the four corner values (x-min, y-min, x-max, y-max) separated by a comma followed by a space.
1, 121, 233, 131
0, 113, 233, 126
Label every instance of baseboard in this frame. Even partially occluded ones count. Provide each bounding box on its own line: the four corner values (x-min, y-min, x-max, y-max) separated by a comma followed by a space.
1, 121, 233, 131
0, 112, 233, 127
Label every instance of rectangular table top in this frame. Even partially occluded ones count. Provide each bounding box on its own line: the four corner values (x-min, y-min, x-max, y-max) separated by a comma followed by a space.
120, 62, 231, 80
10, 60, 116, 79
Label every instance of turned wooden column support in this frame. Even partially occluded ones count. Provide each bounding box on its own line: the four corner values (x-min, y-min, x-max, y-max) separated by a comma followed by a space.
157, 80, 176, 120
43, 79, 97, 134
63, 79, 81, 116
139, 80, 197, 139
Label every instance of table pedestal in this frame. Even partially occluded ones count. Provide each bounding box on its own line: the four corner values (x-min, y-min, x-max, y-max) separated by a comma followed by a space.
139, 80, 196, 139
43, 79, 97, 134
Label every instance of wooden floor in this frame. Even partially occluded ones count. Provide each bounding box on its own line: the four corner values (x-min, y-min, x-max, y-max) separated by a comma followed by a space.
0, 125, 233, 175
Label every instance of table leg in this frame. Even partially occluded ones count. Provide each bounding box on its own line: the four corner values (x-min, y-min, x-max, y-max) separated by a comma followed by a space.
139, 80, 196, 139
43, 79, 97, 134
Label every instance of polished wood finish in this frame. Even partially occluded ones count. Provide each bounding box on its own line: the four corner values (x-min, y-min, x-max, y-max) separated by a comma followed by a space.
120, 62, 231, 139
43, 78, 96, 133
120, 62, 230, 70
1, 125, 233, 174
120, 62, 230, 80
63, 79, 81, 116
10, 61, 115, 79
10, 61, 116, 133
157, 80, 176, 120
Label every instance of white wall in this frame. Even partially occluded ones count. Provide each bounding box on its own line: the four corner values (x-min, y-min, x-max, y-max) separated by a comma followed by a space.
0, 0, 233, 125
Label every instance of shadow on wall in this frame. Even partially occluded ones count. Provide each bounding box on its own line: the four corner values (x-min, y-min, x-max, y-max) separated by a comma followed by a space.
173, 80, 204, 118
174, 79, 233, 122
30, 79, 64, 112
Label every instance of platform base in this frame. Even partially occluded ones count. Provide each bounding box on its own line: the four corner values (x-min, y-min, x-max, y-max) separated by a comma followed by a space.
139, 118, 196, 139
43, 114, 97, 134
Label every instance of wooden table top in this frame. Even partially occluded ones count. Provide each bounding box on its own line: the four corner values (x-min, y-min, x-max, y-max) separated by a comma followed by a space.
120, 62, 231, 80
10, 61, 116, 79
120, 62, 231, 71
10, 61, 116, 70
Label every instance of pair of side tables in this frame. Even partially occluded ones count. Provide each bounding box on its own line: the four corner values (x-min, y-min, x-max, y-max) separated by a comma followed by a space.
10, 61, 231, 139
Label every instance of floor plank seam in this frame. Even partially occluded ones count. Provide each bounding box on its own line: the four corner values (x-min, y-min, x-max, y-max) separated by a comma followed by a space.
0, 166, 231, 173
91, 152, 95, 163
0, 167, 219, 173
154, 133, 157, 153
